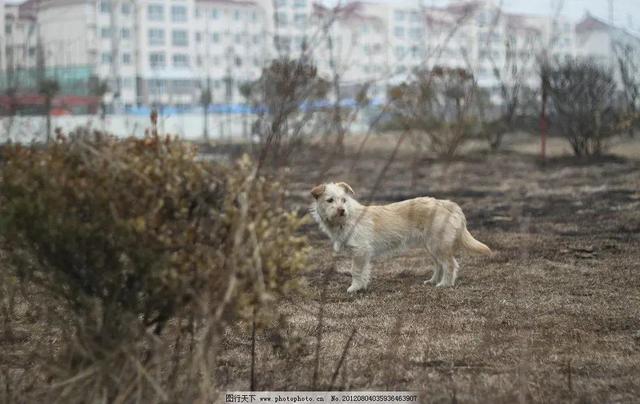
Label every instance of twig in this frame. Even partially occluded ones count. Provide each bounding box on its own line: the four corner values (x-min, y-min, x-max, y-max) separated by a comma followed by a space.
312, 260, 333, 389
328, 328, 357, 390
250, 305, 257, 391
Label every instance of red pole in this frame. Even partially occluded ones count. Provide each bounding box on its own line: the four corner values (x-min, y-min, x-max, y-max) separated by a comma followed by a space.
540, 66, 548, 161
540, 110, 547, 160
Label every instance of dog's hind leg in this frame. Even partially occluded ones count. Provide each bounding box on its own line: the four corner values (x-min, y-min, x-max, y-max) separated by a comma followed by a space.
451, 257, 460, 285
424, 258, 443, 285
436, 256, 456, 288
347, 255, 371, 293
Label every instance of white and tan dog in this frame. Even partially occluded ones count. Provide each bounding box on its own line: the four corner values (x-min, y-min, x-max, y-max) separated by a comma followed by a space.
310, 182, 492, 292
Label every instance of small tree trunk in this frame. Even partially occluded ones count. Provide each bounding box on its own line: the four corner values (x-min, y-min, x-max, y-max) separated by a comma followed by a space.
46, 99, 52, 143
203, 103, 209, 141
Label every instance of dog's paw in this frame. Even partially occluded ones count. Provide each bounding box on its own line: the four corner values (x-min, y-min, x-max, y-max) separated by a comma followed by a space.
435, 282, 453, 288
347, 284, 362, 293
423, 279, 435, 285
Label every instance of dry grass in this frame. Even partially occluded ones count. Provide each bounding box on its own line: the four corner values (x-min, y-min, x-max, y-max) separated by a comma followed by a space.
216, 133, 640, 402
2, 133, 640, 402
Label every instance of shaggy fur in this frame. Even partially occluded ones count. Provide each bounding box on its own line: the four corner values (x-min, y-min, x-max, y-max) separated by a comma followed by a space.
310, 182, 492, 292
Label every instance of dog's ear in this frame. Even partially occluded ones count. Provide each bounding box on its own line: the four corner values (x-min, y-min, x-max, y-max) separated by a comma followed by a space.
310, 184, 326, 200
336, 182, 355, 196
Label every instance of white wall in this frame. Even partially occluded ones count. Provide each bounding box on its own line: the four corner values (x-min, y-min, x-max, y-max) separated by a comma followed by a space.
0, 0, 6, 72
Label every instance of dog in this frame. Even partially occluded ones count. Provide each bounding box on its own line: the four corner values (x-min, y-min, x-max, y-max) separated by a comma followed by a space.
309, 182, 492, 293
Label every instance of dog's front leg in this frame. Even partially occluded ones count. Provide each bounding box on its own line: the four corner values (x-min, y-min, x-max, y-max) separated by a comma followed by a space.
347, 254, 371, 293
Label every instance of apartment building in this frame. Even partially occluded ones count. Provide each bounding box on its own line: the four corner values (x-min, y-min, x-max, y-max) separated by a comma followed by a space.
3, 0, 634, 113
0, 0, 5, 72
2, 1, 38, 75
194, 0, 270, 104
575, 14, 640, 85
312, 2, 388, 100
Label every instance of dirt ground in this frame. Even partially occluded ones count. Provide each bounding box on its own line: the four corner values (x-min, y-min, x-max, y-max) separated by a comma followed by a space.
218, 133, 640, 402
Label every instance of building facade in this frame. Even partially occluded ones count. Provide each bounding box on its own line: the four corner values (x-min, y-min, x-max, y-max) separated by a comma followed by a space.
1, 0, 637, 112
575, 14, 640, 86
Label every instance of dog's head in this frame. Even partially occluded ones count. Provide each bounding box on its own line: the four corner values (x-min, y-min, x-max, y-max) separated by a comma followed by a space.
310, 182, 356, 224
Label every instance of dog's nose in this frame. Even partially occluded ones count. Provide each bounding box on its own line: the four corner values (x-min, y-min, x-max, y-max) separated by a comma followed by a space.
337, 207, 345, 216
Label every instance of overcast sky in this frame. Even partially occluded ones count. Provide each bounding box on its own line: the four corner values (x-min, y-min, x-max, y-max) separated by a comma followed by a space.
5, 0, 640, 34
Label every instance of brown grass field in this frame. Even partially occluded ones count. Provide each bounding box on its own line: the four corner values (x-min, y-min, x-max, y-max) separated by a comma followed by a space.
1, 133, 639, 403
217, 133, 640, 402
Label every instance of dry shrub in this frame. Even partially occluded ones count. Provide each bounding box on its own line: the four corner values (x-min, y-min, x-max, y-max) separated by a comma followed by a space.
241, 58, 329, 167
546, 60, 621, 157
388, 67, 479, 159
0, 132, 308, 402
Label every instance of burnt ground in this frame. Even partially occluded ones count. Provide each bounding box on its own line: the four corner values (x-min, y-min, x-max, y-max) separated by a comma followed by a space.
217, 135, 640, 403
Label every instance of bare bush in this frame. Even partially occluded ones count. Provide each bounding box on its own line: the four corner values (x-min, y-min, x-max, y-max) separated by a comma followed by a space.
388, 67, 478, 159
614, 41, 640, 135
546, 60, 621, 157
0, 132, 308, 401
241, 58, 329, 168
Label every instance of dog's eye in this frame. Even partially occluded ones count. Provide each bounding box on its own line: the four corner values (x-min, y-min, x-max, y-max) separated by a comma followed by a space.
326, 198, 334, 203
342, 198, 346, 203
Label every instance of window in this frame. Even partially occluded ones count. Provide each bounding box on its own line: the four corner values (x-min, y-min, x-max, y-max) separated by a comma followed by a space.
148, 29, 165, 45
395, 46, 405, 59
148, 4, 164, 21
477, 12, 486, 26
121, 28, 131, 39
211, 33, 220, 43
294, 13, 305, 26
234, 10, 241, 20
211, 9, 218, 19
149, 79, 166, 94
293, 0, 306, 8
101, 27, 111, 39
409, 27, 421, 39
276, 12, 287, 26
171, 5, 187, 22
149, 52, 166, 68
172, 30, 188, 46
121, 77, 134, 89
275, 0, 286, 7
394, 26, 405, 38
121, 3, 131, 14
275, 35, 290, 52
100, 1, 111, 13
234, 34, 242, 44
173, 54, 189, 67
394, 10, 405, 21
195, 32, 202, 43
122, 53, 132, 64
293, 36, 305, 50
101, 52, 112, 64
410, 11, 419, 22
195, 8, 201, 18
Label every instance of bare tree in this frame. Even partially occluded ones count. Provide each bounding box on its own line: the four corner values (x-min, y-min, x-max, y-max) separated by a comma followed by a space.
90, 76, 110, 128
200, 80, 212, 141
241, 58, 329, 169
613, 41, 640, 136
546, 59, 620, 157
38, 79, 59, 143
388, 66, 478, 159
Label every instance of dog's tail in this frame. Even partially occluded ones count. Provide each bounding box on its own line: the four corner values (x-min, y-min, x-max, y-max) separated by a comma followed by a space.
460, 228, 493, 256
